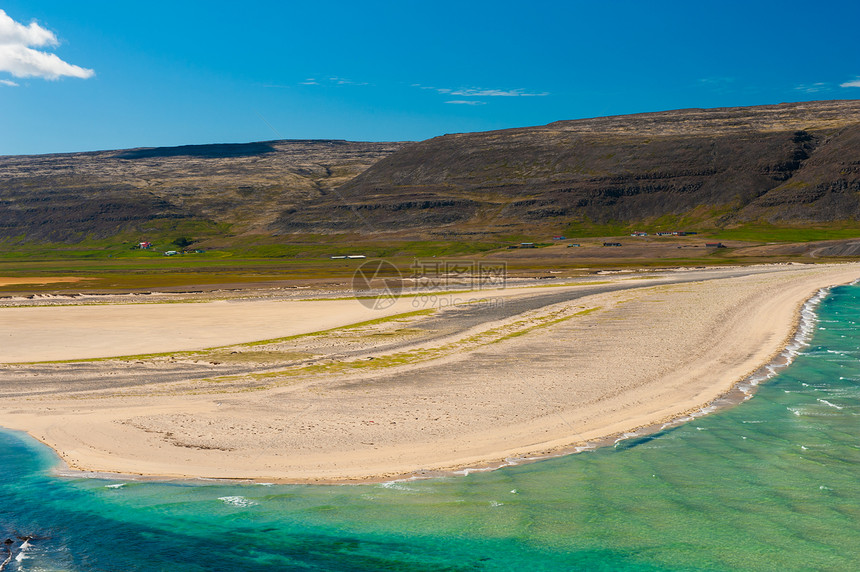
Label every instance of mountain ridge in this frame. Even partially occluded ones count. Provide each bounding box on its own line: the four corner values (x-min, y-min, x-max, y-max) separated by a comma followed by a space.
2, 99, 859, 245
282, 99, 859, 236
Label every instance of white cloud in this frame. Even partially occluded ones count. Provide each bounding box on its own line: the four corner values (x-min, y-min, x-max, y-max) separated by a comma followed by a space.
0, 10, 56, 47
329, 76, 367, 86
841, 78, 860, 88
299, 76, 367, 87
448, 87, 548, 97
0, 78, 18, 86
412, 83, 548, 98
445, 100, 486, 105
794, 82, 830, 94
0, 9, 93, 80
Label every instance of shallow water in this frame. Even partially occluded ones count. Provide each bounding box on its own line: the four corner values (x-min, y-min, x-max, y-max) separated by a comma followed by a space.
2, 285, 859, 571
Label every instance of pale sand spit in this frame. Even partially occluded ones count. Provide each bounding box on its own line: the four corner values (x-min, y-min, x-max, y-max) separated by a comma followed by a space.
0, 286, 534, 363
0, 264, 857, 482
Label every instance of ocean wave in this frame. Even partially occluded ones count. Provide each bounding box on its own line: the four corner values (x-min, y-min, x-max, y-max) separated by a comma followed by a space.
378, 481, 420, 491
14, 539, 31, 563
739, 287, 830, 396
788, 407, 842, 417
614, 431, 641, 444
218, 495, 259, 508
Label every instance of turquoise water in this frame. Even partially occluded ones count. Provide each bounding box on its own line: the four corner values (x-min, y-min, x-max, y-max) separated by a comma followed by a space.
2, 286, 859, 571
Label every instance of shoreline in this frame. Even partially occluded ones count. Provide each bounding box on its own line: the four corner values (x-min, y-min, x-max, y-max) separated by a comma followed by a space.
2, 264, 859, 484
0, 283, 836, 489
330, 284, 834, 484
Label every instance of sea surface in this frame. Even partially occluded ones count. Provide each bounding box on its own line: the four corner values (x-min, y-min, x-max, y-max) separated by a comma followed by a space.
2, 284, 859, 571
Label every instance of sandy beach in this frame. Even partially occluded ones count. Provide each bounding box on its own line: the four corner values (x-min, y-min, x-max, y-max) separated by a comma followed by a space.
0, 263, 858, 482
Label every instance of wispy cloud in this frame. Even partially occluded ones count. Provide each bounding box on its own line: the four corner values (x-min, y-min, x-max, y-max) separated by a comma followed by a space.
794, 82, 831, 94
0, 9, 94, 80
448, 87, 548, 97
299, 76, 367, 87
412, 83, 549, 103
841, 78, 860, 88
0, 78, 18, 86
329, 76, 367, 86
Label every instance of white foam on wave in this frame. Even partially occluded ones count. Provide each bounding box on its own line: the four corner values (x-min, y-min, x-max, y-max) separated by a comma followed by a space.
448, 453, 553, 477
614, 431, 640, 444
14, 540, 31, 562
105, 483, 126, 489
822, 386, 860, 396
378, 481, 420, 491
791, 408, 840, 418
218, 495, 259, 508
658, 403, 721, 432
738, 287, 831, 399
816, 399, 844, 410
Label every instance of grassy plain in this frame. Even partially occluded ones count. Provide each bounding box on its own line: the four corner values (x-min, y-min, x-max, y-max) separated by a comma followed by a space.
2, 224, 860, 293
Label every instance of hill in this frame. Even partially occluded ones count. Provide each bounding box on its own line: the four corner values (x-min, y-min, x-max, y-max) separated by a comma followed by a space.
275, 99, 860, 237
0, 140, 403, 243
1, 100, 859, 248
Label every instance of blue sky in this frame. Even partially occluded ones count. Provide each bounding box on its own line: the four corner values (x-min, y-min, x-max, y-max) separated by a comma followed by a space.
1, 0, 859, 155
